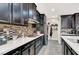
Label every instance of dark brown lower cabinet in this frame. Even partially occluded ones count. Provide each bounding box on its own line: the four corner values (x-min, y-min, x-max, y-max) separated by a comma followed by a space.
61, 38, 78, 55
35, 36, 43, 54
29, 41, 35, 55
21, 44, 30, 55
29, 44, 35, 55
22, 48, 30, 55
4, 35, 44, 55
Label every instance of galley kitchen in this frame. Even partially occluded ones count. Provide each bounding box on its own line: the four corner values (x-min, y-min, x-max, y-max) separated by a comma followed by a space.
0, 3, 79, 55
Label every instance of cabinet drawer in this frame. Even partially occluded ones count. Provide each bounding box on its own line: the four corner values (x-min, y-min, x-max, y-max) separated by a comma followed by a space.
30, 44, 35, 55
36, 41, 41, 48
35, 45, 42, 54
22, 49, 30, 55
22, 47, 30, 55
22, 44, 30, 50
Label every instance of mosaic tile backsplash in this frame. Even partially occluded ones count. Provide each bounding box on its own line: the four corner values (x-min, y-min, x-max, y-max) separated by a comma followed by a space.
0, 23, 37, 37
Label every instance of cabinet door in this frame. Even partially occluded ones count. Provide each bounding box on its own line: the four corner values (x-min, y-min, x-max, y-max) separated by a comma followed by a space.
35, 36, 43, 54
71, 15, 75, 29
67, 16, 72, 28
67, 50, 72, 55
22, 48, 30, 55
36, 10, 39, 20
61, 16, 68, 29
22, 3, 29, 24
28, 3, 36, 19
12, 3, 22, 24
0, 3, 11, 23
75, 13, 79, 30
40, 14, 44, 25
28, 4, 33, 19
61, 39, 65, 55
30, 44, 35, 55
61, 15, 72, 29
21, 44, 30, 55
32, 4, 37, 20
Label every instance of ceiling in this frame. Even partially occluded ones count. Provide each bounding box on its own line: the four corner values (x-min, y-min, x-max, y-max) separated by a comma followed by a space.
36, 3, 79, 18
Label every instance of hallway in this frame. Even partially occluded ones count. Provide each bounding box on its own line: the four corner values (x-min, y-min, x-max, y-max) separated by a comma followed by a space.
38, 40, 63, 55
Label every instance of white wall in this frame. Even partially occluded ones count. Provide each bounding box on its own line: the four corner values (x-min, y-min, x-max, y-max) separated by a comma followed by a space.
58, 16, 61, 44
47, 18, 58, 24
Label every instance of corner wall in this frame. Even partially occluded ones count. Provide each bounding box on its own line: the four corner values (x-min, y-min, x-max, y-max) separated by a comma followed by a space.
58, 16, 61, 44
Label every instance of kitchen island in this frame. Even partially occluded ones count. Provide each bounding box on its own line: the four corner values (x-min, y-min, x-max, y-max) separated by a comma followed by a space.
0, 34, 44, 55
61, 36, 79, 55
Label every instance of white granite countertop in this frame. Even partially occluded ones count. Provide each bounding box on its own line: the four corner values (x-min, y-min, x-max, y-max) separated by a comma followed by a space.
61, 36, 79, 55
0, 34, 44, 55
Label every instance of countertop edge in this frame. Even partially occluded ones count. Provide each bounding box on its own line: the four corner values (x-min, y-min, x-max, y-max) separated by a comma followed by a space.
61, 36, 79, 55
0, 34, 44, 55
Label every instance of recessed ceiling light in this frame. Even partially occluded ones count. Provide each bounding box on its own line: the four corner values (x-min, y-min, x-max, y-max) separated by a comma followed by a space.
52, 15, 57, 18
51, 8, 55, 12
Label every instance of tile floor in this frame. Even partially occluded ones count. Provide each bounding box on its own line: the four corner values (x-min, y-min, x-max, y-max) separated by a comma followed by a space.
38, 40, 63, 55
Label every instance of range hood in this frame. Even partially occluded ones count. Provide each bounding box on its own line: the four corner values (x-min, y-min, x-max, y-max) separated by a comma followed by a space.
28, 18, 39, 24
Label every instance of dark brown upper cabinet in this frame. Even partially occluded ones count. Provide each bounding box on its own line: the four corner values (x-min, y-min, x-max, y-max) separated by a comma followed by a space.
74, 13, 79, 29
71, 14, 75, 29
22, 3, 37, 25
36, 10, 40, 23
12, 3, 22, 25
0, 3, 11, 23
0, 3, 39, 25
74, 13, 79, 34
12, 3, 37, 25
22, 3, 29, 25
38, 14, 46, 33
39, 14, 45, 25
61, 15, 69, 29
61, 15, 74, 29
28, 3, 37, 19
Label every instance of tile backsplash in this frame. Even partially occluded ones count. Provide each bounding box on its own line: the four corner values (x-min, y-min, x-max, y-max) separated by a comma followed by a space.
61, 29, 74, 34
0, 23, 38, 37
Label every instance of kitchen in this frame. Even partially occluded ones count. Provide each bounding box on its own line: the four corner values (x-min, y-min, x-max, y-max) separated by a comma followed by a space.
0, 3, 79, 55
0, 3, 47, 55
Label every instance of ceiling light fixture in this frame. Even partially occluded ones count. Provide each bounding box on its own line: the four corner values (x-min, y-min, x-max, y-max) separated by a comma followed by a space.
52, 15, 58, 18
51, 8, 55, 12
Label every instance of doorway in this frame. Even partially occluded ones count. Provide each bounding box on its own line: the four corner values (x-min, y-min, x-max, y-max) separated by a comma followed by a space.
48, 23, 58, 40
